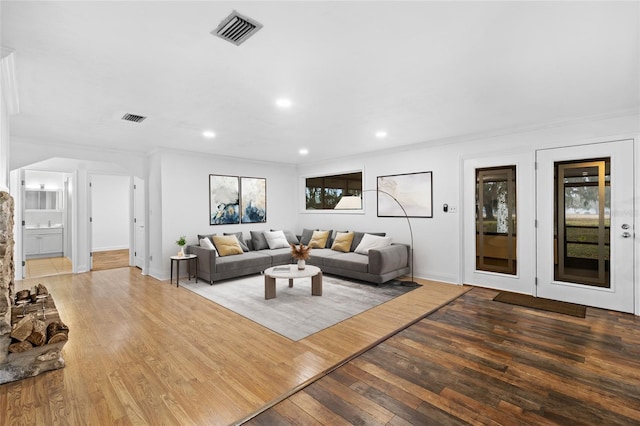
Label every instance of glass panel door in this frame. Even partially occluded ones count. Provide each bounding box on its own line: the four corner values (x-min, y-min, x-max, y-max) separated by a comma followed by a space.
476, 166, 517, 275
536, 140, 634, 313
555, 159, 610, 287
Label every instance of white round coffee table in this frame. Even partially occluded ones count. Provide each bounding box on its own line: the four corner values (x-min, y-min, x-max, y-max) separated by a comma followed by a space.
263, 265, 323, 300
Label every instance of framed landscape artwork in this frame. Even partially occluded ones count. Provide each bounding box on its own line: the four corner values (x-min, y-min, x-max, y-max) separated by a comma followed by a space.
377, 171, 433, 218
240, 177, 267, 223
209, 174, 240, 225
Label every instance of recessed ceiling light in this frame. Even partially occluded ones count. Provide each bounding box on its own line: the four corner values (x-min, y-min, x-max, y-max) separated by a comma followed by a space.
299, 148, 309, 155
202, 130, 216, 139
375, 131, 388, 139
276, 98, 292, 108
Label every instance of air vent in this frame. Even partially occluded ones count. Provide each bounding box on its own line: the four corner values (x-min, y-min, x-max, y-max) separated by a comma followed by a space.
122, 113, 147, 123
212, 10, 263, 46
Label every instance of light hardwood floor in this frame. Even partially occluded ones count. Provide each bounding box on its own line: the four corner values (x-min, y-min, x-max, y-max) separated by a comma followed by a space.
25, 256, 73, 279
91, 249, 130, 271
3, 268, 467, 425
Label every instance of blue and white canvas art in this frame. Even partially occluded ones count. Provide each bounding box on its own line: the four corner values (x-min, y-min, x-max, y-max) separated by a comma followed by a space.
210, 175, 240, 225
240, 177, 266, 223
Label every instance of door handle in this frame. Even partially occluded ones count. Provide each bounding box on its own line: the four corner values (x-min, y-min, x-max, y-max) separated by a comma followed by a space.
622, 232, 631, 238
621, 224, 630, 230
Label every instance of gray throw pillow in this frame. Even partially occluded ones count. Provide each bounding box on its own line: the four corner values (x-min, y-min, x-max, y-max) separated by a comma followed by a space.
351, 231, 386, 252
250, 230, 269, 251
299, 228, 316, 245
321, 229, 334, 248
224, 232, 250, 252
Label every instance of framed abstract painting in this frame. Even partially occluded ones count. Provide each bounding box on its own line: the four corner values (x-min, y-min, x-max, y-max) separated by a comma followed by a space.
377, 171, 433, 218
240, 177, 267, 223
209, 174, 240, 225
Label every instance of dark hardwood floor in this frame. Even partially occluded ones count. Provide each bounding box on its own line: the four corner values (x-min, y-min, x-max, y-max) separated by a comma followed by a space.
247, 287, 640, 425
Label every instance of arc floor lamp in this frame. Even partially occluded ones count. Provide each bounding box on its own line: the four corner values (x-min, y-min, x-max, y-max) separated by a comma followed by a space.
335, 189, 417, 286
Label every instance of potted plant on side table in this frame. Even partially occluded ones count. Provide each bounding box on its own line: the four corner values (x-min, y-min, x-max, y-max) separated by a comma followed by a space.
176, 236, 187, 257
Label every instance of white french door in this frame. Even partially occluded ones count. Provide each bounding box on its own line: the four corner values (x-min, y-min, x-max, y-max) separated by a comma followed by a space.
536, 140, 635, 313
134, 176, 145, 270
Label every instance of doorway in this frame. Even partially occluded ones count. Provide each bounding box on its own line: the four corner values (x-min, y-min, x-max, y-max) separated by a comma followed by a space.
89, 174, 132, 271
23, 170, 73, 279
536, 140, 635, 313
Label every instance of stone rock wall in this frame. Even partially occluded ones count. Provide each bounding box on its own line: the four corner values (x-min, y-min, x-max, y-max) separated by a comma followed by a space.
0, 191, 15, 364
0, 190, 68, 384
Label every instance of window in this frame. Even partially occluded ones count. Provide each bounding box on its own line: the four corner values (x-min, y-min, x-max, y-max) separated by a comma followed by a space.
305, 172, 362, 210
476, 166, 517, 275
554, 158, 610, 287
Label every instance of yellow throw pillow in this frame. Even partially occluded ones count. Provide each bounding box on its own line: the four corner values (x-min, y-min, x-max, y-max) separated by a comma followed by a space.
308, 230, 330, 249
331, 231, 355, 253
212, 235, 244, 256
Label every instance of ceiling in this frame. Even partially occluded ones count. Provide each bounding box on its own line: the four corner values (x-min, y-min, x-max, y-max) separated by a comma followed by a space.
2, 1, 638, 165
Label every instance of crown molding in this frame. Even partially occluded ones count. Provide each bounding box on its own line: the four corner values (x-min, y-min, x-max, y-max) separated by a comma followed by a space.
0, 48, 19, 115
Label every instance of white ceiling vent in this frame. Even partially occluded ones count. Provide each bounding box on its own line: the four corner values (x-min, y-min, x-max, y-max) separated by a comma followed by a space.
212, 10, 263, 46
121, 113, 147, 123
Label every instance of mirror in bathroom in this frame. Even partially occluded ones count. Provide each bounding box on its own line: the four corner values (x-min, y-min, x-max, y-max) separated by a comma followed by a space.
25, 190, 62, 210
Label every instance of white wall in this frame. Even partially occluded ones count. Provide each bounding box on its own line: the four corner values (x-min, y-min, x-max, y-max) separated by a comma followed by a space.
0, 90, 8, 190
297, 113, 640, 288
147, 149, 298, 280
0, 50, 18, 190
90, 174, 130, 252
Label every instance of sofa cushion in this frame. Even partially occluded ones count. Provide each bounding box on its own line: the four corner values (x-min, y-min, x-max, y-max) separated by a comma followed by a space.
224, 232, 249, 252
212, 235, 244, 256
305, 248, 342, 266
354, 233, 392, 254
351, 231, 386, 252
199, 238, 217, 254
198, 233, 216, 244
261, 247, 293, 264
250, 230, 269, 250
299, 228, 316, 245
331, 231, 355, 253
324, 252, 369, 274
309, 230, 331, 248
272, 229, 299, 245
264, 230, 290, 249
215, 251, 271, 273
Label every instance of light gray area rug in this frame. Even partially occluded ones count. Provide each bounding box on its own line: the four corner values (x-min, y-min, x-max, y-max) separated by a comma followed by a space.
179, 274, 419, 341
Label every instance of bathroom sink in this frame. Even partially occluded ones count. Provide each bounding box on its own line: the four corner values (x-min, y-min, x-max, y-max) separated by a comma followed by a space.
25, 224, 63, 229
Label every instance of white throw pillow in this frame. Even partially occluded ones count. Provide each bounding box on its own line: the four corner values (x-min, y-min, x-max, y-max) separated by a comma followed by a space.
354, 233, 392, 254
264, 230, 290, 249
200, 238, 217, 254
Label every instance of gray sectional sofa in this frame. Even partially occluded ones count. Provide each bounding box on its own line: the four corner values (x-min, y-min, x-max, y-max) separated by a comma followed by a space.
187, 229, 410, 285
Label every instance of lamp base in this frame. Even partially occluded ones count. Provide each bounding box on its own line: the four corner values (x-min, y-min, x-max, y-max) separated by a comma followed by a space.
388, 279, 421, 288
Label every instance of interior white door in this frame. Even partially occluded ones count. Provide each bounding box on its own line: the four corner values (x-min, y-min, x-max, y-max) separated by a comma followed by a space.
536, 140, 635, 313
133, 177, 145, 270
463, 152, 535, 294
88, 179, 93, 271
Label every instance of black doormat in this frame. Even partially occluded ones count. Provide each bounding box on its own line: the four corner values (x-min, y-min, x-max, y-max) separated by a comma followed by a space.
493, 291, 586, 318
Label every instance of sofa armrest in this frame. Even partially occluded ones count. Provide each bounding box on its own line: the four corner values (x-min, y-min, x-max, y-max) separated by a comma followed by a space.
368, 244, 409, 275
187, 244, 217, 275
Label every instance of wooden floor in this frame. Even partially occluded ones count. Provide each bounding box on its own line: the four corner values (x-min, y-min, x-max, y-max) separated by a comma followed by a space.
3, 268, 468, 425
25, 256, 73, 279
91, 249, 130, 271
23, 249, 129, 279
248, 287, 640, 425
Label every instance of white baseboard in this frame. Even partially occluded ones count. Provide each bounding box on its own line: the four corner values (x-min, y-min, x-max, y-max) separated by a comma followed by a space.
92, 245, 129, 252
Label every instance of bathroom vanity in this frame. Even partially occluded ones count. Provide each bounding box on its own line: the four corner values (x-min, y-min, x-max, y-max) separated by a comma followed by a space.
24, 226, 64, 259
